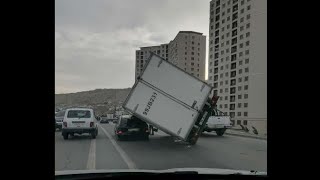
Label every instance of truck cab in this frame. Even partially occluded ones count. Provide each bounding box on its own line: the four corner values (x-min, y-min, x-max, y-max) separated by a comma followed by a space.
203, 109, 232, 136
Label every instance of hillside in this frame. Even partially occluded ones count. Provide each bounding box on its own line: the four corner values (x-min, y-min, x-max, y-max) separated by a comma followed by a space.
55, 88, 131, 114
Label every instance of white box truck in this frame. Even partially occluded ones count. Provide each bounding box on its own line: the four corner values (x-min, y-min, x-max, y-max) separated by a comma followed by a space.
123, 53, 218, 145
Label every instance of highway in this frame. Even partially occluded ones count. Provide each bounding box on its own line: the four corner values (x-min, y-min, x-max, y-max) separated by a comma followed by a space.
55, 122, 267, 172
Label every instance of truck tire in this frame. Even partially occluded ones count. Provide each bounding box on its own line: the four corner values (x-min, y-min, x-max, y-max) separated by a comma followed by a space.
91, 130, 97, 139
63, 133, 68, 140
216, 129, 226, 136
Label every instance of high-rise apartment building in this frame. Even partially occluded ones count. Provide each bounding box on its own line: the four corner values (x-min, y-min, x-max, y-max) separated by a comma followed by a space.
208, 0, 267, 135
135, 31, 206, 81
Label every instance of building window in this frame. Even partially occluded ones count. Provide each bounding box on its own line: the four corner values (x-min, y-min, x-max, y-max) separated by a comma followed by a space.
220, 89, 223, 93
222, 19, 225, 24
247, 14, 251, 20
214, 68, 219, 74
244, 94, 248, 99
246, 32, 250, 37
231, 54, 237, 61
226, 56, 230, 61
225, 104, 228, 108
225, 88, 228, 92
197, 64, 199, 67
239, 60, 243, 65
232, 13, 238, 20
238, 103, 242, 109
225, 80, 228, 84
244, 112, 248, 116
244, 85, 248, 90
221, 58, 224, 62
220, 104, 223, 109
237, 112, 241, 116
233, 5, 238, 12
237, 120, 241, 125
247, 5, 251, 10
238, 94, 242, 99
191, 57, 195, 60
221, 42, 224, 47
225, 72, 229, 77
231, 62, 236, 69
231, 46, 237, 53
214, 60, 218, 66
230, 102, 235, 110
222, 27, 225, 31
246, 23, 250, 29
220, 81, 223, 86
226, 41, 229, 45
227, 8, 230, 13
214, 75, 218, 81
216, 22, 220, 29
245, 67, 249, 73
215, 15, 220, 21
231, 79, 236, 86
243, 120, 247, 125
225, 96, 228, 100
240, 26, 244, 31
222, 35, 224, 40
240, 43, 244, 48
215, 53, 219, 59
209, 76, 212, 80
215, 30, 219, 37
232, 37, 237, 45
244, 76, 248, 81
230, 87, 236, 94
246, 41, 250, 46
220, 73, 223, 78
222, 11, 225, 16
239, 52, 243, 57
215, 38, 219, 44
220, 66, 223, 70
245, 50, 249, 55
226, 64, 229, 69
239, 69, 242, 74
238, 77, 242, 82
232, 29, 237, 36
238, 86, 242, 91
226, 48, 229, 53
240, 34, 244, 39
232, 21, 238, 28
244, 103, 248, 107
227, 16, 230, 21
227, 32, 230, 37
231, 71, 236, 78
245, 58, 249, 64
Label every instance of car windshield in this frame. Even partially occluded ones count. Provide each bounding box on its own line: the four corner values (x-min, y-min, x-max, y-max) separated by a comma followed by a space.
67, 110, 91, 118
55, 0, 267, 175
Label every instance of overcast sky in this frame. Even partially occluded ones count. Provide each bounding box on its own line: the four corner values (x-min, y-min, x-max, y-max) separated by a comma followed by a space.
55, 0, 210, 94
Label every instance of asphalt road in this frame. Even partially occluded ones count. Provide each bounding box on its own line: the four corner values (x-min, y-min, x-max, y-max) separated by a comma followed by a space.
55, 122, 267, 172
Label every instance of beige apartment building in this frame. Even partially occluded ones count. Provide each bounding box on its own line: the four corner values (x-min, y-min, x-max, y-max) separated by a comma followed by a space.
208, 0, 267, 135
135, 31, 206, 81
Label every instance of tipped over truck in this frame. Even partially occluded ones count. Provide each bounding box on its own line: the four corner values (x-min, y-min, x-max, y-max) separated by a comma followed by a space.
122, 53, 222, 145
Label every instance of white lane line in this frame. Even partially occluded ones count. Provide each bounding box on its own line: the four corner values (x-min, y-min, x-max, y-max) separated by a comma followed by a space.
97, 123, 137, 169
86, 138, 96, 170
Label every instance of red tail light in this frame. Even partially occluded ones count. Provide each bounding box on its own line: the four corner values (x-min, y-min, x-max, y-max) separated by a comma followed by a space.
63, 122, 67, 127
117, 130, 123, 134
90, 122, 94, 127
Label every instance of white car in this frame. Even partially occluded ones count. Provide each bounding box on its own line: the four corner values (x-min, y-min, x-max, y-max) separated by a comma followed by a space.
203, 109, 232, 136
62, 108, 98, 140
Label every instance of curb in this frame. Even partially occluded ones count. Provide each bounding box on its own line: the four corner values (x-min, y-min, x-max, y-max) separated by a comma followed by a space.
225, 132, 267, 140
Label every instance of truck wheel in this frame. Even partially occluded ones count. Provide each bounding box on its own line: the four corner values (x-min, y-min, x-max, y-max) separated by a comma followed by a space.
216, 129, 226, 136
63, 133, 68, 140
91, 131, 97, 139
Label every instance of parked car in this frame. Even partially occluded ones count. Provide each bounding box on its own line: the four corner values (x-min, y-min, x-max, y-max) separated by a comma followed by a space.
55, 110, 66, 131
114, 115, 149, 141
62, 108, 98, 140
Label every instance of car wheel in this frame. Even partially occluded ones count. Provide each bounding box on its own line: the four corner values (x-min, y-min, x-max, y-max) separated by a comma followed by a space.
63, 133, 68, 140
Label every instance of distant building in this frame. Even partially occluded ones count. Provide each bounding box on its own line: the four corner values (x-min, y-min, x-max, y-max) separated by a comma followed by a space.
135, 31, 206, 81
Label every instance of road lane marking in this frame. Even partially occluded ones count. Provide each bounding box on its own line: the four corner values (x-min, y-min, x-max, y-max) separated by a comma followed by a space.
86, 138, 96, 170
98, 123, 137, 169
